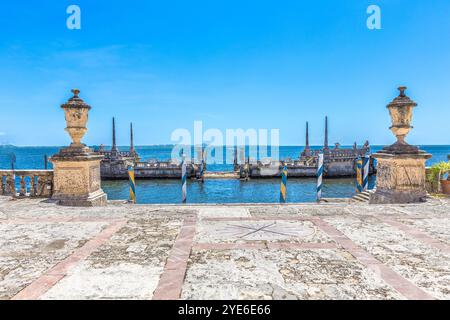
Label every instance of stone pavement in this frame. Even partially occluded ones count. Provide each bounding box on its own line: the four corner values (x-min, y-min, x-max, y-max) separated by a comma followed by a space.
0, 196, 449, 300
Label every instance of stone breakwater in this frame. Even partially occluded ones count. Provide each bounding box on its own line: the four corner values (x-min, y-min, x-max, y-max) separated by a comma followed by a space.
0, 195, 449, 300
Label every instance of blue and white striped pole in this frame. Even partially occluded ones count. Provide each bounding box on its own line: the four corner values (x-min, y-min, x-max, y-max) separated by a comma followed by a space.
316, 153, 324, 202
362, 155, 370, 191
280, 165, 288, 203
181, 154, 187, 203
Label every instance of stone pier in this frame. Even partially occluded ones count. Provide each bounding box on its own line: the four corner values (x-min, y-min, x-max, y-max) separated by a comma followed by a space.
50, 89, 107, 206
370, 153, 431, 203
371, 87, 431, 204
51, 151, 106, 206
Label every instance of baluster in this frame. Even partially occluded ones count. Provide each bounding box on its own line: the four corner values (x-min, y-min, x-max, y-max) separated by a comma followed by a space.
1, 175, 5, 195
34, 175, 39, 196
29, 175, 36, 197
3, 175, 9, 194
47, 174, 54, 197
19, 175, 26, 196
9, 174, 16, 196
35, 175, 43, 197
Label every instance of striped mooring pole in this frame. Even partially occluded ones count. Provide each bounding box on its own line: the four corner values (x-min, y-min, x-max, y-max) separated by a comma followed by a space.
280, 165, 288, 203
181, 155, 187, 203
356, 158, 363, 193
316, 153, 324, 202
128, 165, 136, 204
200, 147, 205, 183
362, 155, 370, 191
200, 158, 205, 183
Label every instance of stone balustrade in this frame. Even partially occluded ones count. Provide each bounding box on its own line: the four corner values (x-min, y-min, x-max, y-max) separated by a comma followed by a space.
0, 170, 53, 198
98, 150, 134, 159
135, 160, 194, 169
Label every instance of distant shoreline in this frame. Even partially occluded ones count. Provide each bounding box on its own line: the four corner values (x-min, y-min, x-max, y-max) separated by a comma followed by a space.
2, 144, 450, 148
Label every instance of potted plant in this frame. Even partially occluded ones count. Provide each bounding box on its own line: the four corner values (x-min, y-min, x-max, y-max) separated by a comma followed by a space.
427, 162, 450, 195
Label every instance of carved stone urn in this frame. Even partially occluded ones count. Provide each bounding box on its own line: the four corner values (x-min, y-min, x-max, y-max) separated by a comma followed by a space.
383, 86, 420, 154
61, 89, 90, 148
370, 87, 431, 204
50, 89, 107, 206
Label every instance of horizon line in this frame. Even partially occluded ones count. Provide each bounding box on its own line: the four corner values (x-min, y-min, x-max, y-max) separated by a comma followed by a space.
2, 144, 450, 148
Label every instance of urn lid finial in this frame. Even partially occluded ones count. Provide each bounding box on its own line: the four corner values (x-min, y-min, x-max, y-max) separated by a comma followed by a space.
387, 85, 417, 109
61, 88, 91, 110
398, 86, 407, 97
71, 88, 80, 97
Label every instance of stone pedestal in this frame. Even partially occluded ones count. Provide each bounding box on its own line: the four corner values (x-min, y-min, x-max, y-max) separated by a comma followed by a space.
50, 147, 107, 206
370, 86, 432, 204
370, 151, 431, 204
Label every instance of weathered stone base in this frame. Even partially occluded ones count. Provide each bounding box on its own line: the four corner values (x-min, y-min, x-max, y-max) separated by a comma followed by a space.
371, 150, 431, 204
50, 149, 107, 207
54, 190, 107, 207
370, 189, 428, 204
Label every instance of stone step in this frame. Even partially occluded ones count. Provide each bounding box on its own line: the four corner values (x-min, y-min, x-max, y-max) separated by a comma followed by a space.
352, 189, 376, 203
203, 171, 240, 179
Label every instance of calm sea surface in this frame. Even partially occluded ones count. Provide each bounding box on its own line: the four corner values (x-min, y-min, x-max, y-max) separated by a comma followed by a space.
1, 145, 449, 203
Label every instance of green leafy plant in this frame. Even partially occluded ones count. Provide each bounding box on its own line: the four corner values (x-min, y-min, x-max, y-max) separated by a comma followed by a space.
427, 161, 450, 184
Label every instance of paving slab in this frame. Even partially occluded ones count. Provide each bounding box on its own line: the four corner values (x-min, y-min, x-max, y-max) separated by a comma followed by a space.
0, 221, 108, 299
182, 249, 403, 300
0, 196, 448, 300
324, 215, 450, 299
195, 219, 332, 244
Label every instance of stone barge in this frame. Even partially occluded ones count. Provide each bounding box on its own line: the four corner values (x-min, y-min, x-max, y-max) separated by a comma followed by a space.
98, 117, 375, 180
98, 119, 203, 180
238, 118, 375, 179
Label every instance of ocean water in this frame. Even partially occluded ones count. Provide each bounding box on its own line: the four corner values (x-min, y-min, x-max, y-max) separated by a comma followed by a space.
1, 145, 449, 203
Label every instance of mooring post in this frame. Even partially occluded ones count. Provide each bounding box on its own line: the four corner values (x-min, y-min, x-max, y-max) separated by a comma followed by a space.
356, 157, 363, 193
203, 147, 207, 171
233, 145, 238, 171
200, 157, 205, 183
181, 153, 187, 203
280, 164, 288, 203
128, 165, 136, 204
362, 155, 370, 191
245, 155, 250, 181
317, 153, 324, 202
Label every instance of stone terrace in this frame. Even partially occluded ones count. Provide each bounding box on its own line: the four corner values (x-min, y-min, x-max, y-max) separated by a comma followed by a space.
0, 195, 449, 300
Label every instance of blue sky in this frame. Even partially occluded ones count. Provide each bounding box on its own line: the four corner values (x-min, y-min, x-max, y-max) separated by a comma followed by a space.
0, 0, 449, 146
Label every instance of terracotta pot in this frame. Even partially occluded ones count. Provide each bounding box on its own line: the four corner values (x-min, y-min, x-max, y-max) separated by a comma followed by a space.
440, 180, 450, 195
